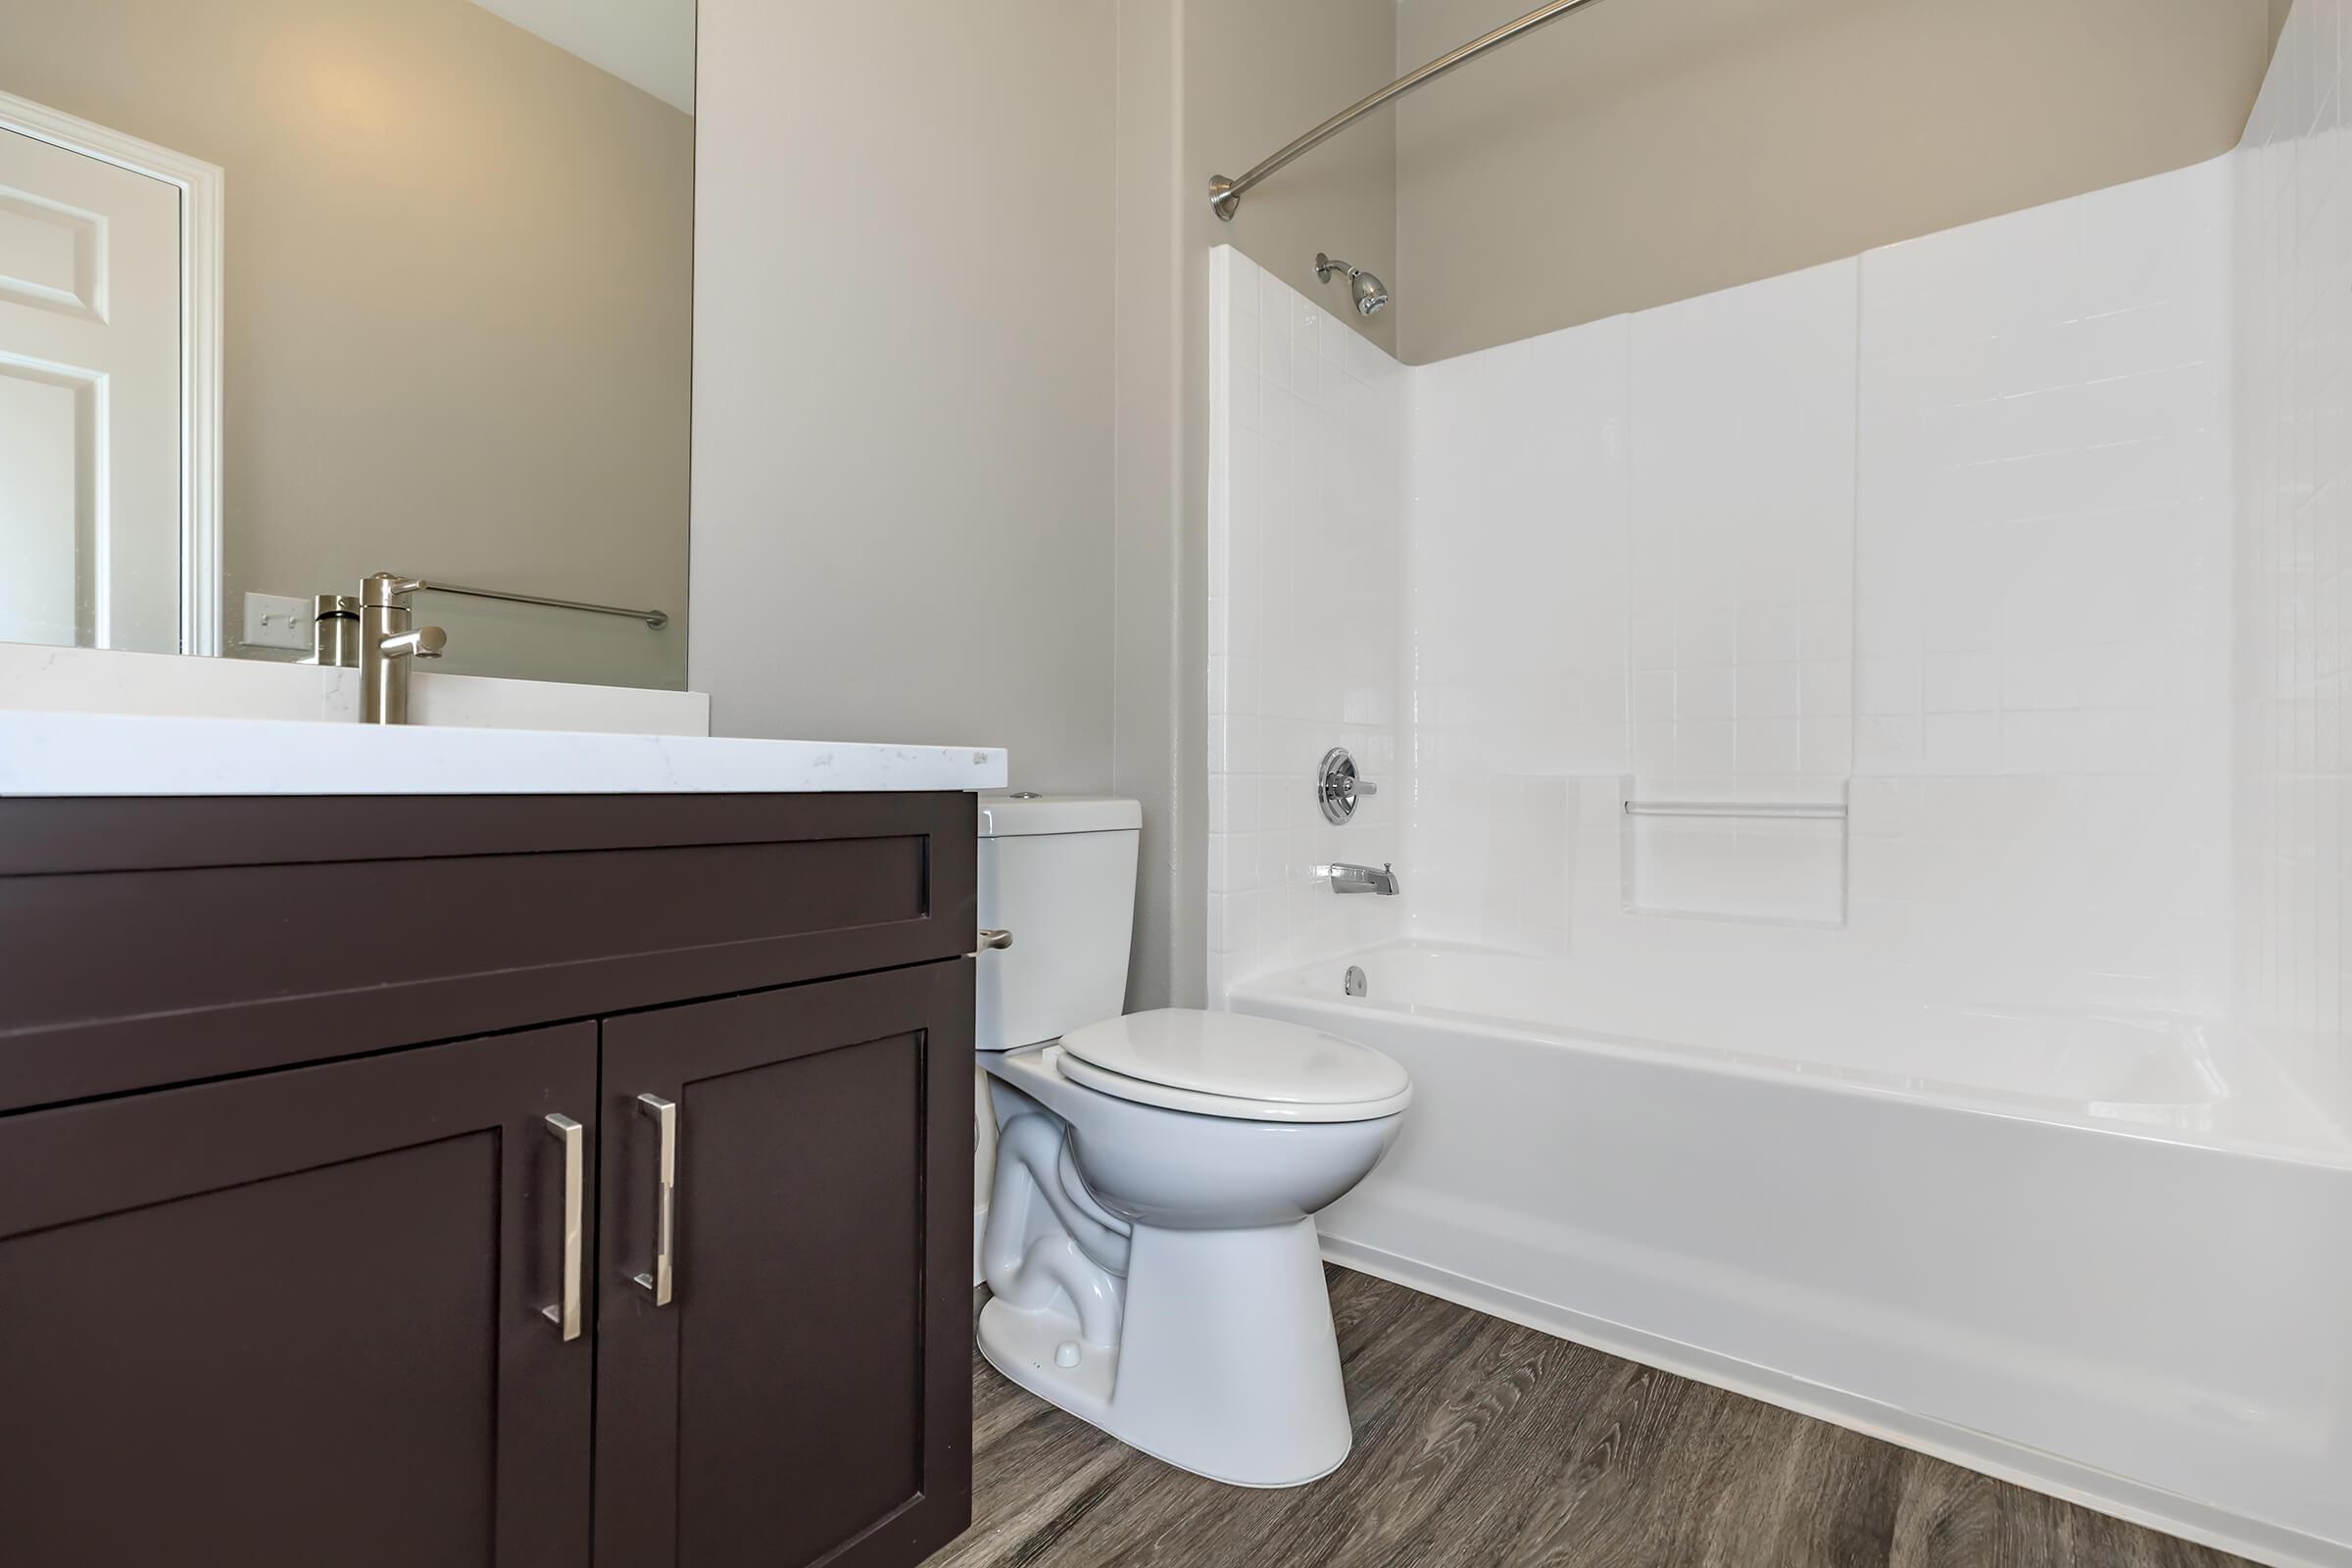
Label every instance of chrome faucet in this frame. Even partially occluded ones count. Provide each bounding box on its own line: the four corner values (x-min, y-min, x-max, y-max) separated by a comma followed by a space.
1323, 861, 1401, 896
358, 573, 447, 725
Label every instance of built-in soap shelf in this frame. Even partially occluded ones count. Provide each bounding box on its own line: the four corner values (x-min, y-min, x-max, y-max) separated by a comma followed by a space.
1618, 780, 1848, 927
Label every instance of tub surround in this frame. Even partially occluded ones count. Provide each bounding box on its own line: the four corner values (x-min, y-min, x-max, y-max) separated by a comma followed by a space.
2234, 0, 2352, 1126
1203, 10, 2347, 1564
1209, 156, 2233, 1013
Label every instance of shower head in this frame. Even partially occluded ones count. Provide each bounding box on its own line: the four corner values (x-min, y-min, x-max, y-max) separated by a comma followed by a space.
1315, 252, 1389, 316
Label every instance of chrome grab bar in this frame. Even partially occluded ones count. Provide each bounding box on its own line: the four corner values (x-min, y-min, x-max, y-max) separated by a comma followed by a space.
1623, 801, 1846, 820
1208, 0, 1611, 220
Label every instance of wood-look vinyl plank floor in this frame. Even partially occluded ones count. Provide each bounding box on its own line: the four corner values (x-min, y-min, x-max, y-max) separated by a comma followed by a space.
924, 1266, 2254, 1568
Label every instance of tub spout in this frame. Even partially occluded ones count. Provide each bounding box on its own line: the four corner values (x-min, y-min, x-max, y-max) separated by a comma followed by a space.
1322, 861, 1400, 896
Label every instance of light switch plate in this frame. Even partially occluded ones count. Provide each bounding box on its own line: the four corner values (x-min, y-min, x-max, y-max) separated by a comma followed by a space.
240, 592, 314, 651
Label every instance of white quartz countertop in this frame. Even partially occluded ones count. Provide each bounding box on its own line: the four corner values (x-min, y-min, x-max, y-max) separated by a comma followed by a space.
0, 711, 1008, 796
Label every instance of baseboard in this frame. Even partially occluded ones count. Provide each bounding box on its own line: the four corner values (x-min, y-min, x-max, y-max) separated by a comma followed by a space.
1319, 1234, 2347, 1568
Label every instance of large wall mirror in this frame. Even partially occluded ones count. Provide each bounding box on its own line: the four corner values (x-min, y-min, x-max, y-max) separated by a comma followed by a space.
0, 0, 693, 690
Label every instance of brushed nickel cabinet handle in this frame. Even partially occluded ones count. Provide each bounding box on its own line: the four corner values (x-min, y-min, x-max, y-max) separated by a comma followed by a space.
977, 928, 1013, 951
541, 1114, 584, 1342
634, 1094, 677, 1306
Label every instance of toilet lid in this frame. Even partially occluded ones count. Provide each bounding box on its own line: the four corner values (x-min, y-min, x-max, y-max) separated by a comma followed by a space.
1056, 1009, 1411, 1122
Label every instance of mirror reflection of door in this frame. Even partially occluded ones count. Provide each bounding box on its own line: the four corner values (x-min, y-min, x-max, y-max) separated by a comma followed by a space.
0, 122, 183, 653
0, 0, 693, 687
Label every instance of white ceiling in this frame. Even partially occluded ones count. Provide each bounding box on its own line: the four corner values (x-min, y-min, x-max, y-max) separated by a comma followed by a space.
470, 0, 695, 115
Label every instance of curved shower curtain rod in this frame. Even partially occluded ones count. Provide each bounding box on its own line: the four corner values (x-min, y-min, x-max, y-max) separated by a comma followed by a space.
1209, 0, 1611, 221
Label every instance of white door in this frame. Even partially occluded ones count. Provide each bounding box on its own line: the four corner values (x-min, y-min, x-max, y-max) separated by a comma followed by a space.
0, 124, 180, 652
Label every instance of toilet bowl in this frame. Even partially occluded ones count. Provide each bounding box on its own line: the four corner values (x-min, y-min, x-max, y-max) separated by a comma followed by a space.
972, 794, 1411, 1488
978, 1022, 1406, 1487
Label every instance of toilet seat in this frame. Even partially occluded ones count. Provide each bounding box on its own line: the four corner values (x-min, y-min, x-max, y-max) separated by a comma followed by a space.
1053, 1009, 1412, 1124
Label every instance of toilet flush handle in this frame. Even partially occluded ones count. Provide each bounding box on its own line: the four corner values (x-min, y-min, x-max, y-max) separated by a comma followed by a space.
976, 928, 1013, 952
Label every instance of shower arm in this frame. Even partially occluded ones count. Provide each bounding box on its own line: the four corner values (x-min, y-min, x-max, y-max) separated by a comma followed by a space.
1208, 0, 1612, 221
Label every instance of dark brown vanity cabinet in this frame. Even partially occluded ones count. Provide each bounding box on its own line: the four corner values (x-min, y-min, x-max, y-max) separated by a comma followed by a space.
0, 792, 976, 1568
594, 966, 973, 1568
0, 1022, 601, 1568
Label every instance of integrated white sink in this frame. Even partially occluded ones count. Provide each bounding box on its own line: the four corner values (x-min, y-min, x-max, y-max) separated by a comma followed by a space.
0, 711, 1007, 796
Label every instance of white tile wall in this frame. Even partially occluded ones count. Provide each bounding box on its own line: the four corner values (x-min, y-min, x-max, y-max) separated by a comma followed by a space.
1211, 14, 2347, 1107
1850, 160, 2235, 1007
1206, 248, 1410, 998
1629, 260, 1858, 801
1402, 315, 1627, 949
1619, 261, 1858, 923
2235, 0, 2352, 1122
1375, 162, 2230, 980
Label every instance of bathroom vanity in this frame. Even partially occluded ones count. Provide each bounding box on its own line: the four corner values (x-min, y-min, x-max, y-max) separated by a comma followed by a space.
1, 0, 990, 1554
0, 719, 995, 1568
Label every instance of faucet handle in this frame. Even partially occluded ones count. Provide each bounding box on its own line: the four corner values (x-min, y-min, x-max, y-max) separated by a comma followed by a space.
1317, 748, 1378, 823
361, 572, 425, 608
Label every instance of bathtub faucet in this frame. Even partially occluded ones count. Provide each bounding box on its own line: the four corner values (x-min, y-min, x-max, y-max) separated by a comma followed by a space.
1322, 861, 1400, 896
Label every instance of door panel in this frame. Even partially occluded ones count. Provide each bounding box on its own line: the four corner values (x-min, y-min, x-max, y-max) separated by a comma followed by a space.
0, 1024, 597, 1568
0, 124, 181, 652
596, 962, 973, 1568
677, 1041, 923, 1568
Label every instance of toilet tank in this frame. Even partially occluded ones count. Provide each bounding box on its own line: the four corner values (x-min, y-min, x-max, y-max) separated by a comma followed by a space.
976, 793, 1142, 1051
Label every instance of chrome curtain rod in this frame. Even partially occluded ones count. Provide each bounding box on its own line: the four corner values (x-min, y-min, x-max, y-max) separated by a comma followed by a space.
405, 577, 669, 629
1208, 0, 1611, 220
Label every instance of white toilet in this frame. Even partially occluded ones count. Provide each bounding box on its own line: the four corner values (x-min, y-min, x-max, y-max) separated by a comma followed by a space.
974, 793, 1411, 1488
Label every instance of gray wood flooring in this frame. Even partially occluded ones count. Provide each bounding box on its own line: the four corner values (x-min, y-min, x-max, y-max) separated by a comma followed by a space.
925, 1266, 2252, 1568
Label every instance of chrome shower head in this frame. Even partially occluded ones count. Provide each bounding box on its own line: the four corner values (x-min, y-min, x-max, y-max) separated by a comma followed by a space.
1315, 252, 1389, 317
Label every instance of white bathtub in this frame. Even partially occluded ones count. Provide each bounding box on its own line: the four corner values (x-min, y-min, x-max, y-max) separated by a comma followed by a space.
1229, 944, 2352, 1568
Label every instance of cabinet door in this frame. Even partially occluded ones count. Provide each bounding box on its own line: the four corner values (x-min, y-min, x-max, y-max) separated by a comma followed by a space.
0, 1024, 598, 1568
595, 962, 973, 1568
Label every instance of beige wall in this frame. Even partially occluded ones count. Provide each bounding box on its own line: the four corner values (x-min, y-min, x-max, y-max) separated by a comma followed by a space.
1188, 2, 1400, 358
1112, 0, 1194, 1010
0, 0, 693, 688
1394, 0, 2279, 363
689, 0, 1117, 788
688, 0, 1388, 1001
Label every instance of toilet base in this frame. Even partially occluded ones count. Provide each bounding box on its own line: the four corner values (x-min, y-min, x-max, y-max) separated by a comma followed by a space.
977, 1217, 1353, 1489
